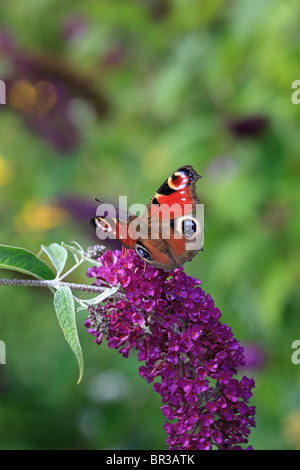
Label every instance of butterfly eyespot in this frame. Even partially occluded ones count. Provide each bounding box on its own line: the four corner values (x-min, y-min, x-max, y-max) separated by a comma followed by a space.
169, 169, 194, 190
182, 218, 197, 238
173, 215, 201, 242
136, 244, 153, 261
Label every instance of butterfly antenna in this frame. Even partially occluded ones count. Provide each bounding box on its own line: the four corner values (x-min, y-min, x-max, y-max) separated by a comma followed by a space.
94, 197, 103, 204
130, 188, 134, 205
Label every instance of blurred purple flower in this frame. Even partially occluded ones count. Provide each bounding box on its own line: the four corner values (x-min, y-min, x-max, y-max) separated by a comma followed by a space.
60, 13, 89, 42
0, 28, 16, 54
102, 44, 128, 68
24, 81, 80, 153
228, 115, 268, 139
85, 248, 256, 450
205, 155, 238, 181
242, 342, 266, 370
59, 196, 97, 223
0, 27, 108, 154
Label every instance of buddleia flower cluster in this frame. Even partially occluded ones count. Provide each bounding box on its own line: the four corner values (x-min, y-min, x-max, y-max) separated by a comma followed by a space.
85, 249, 255, 450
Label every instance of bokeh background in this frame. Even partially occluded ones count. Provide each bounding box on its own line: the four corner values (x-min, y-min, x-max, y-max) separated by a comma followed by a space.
0, 0, 300, 450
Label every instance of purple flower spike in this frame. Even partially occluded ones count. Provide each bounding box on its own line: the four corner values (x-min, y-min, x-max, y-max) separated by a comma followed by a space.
85, 249, 256, 450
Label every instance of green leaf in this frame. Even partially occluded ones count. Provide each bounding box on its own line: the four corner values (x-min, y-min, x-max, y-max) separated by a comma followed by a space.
61, 242, 82, 263
0, 244, 55, 280
54, 286, 84, 384
41, 243, 68, 276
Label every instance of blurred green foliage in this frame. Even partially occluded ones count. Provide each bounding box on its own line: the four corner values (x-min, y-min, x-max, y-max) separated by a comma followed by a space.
0, 0, 300, 450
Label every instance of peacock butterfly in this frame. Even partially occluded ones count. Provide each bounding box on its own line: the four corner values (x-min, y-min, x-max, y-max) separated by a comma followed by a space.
91, 165, 204, 271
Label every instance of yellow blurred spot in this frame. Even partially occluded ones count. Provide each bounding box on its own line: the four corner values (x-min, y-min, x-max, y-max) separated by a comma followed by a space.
9, 80, 57, 114
0, 155, 13, 186
16, 201, 67, 232
9, 80, 37, 112
282, 409, 300, 449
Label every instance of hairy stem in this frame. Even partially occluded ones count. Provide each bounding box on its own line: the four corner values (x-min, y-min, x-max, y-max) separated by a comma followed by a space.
0, 278, 124, 297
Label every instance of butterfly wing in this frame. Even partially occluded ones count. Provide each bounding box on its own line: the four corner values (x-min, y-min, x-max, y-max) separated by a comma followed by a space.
91, 216, 136, 249
146, 165, 200, 218
134, 165, 203, 270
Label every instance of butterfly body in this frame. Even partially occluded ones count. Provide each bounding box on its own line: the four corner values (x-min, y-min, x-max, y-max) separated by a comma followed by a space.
91, 165, 203, 271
